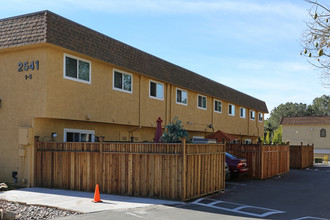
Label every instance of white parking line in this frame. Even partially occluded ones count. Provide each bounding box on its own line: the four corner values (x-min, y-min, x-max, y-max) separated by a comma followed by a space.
191, 198, 285, 218
292, 216, 329, 220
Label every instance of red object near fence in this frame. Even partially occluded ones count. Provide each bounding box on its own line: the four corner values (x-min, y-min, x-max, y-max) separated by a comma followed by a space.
155, 117, 163, 143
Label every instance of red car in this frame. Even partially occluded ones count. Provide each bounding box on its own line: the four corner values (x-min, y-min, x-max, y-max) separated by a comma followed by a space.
225, 153, 249, 176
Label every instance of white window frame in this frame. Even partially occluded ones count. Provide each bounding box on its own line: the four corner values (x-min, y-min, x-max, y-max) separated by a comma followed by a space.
63, 53, 91, 84
64, 128, 95, 142
176, 88, 188, 106
240, 107, 246, 118
250, 110, 255, 120
258, 113, 263, 122
149, 80, 164, 100
228, 104, 235, 116
214, 99, 222, 113
113, 69, 133, 94
197, 94, 207, 110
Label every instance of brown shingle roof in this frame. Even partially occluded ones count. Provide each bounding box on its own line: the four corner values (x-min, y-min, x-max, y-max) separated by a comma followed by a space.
0, 11, 268, 113
0, 12, 46, 48
280, 116, 330, 125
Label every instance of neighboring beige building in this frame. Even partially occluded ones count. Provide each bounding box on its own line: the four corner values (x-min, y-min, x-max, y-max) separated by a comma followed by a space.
0, 11, 268, 185
281, 116, 330, 154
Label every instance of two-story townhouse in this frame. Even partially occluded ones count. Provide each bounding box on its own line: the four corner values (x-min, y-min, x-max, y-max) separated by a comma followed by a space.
0, 11, 268, 185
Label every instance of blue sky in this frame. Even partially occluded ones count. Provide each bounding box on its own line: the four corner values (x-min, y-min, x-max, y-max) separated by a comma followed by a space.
1, 0, 328, 117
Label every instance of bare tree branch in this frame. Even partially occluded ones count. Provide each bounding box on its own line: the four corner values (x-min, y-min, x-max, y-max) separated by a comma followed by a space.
301, 0, 330, 87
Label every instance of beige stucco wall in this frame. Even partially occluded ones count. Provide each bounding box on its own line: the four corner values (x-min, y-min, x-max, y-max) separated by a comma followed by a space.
43, 45, 265, 137
32, 118, 216, 144
0, 45, 48, 183
282, 125, 330, 150
32, 118, 157, 143
0, 44, 265, 184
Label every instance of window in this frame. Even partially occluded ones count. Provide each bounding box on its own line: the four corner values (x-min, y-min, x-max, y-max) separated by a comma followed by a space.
214, 100, 222, 113
64, 54, 91, 83
228, 104, 235, 116
113, 70, 132, 93
258, 113, 263, 122
149, 80, 164, 100
240, 107, 246, 118
64, 129, 95, 142
197, 95, 207, 109
176, 88, 187, 105
250, 110, 255, 120
320, 129, 326, 137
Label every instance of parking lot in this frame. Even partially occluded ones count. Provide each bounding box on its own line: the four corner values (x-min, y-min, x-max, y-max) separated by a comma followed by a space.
58, 165, 330, 220
199, 165, 330, 219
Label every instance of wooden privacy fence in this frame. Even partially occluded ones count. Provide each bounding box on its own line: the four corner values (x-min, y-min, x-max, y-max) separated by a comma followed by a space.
226, 144, 290, 179
35, 137, 225, 201
290, 143, 314, 169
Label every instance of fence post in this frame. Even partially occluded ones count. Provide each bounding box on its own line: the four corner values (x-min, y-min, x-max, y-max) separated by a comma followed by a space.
300, 142, 304, 169
259, 142, 263, 179
312, 144, 314, 165
33, 136, 40, 187
277, 143, 280, 175
287, 143, 290, 172
181, 138, 186, 201
99, 136, 104, 191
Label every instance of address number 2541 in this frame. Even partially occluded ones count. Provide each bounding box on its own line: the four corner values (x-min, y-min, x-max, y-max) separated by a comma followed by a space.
18, 61, 39, 72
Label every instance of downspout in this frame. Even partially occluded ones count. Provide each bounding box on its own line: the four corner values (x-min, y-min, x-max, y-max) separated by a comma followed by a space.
211, 97, 214, 130
139, 75, 142, 128
169, 84, 172, 123
165, 83, 168, 124
247, 109, 250, 142
256, 116, 260, 143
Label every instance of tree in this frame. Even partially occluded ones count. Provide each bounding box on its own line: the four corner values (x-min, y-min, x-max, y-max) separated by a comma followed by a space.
264, 130, 271, 144
160, 116, 188, 143
272, 126, 283, 145
307, 94, 330, 115
301, 0, 330, 87
267, 102, 309, 131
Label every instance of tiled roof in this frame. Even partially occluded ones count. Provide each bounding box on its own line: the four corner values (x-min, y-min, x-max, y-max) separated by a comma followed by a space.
0, 12, 46, 48
0, 11, 268, 113
280, 116, 330, 125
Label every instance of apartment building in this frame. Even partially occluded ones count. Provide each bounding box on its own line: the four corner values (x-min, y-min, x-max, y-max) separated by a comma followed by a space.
0, 11, 268, 184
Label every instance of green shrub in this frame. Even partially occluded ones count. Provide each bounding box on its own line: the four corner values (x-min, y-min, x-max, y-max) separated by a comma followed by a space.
160, 117, 188, 143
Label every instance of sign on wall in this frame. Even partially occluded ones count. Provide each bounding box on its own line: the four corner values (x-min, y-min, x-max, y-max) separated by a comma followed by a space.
18, 60, 39, 80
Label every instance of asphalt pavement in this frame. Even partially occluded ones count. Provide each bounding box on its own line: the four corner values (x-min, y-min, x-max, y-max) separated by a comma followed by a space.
1, 164, 330, 220
57, 164, 330, 220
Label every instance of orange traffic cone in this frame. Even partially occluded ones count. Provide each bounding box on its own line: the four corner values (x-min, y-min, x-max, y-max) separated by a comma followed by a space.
92, 184, 102, 203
